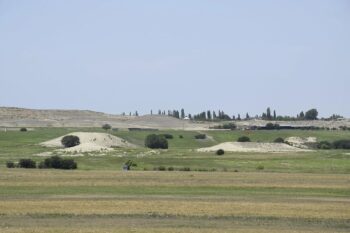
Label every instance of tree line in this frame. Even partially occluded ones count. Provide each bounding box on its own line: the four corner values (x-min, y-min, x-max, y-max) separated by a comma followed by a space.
121, 107, 343, 122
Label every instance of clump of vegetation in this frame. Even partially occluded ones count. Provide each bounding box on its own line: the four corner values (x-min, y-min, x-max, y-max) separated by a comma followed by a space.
316, 139, 350, 150
18, 159, 36, 168
145, 134, 168, 149
102, 124, 112, 130
160, 134, 173, 139
304, 109, 318, 120
123, 160, 137, 170
179, 135, 184, 139
333, 140, 350, 149
265, 123, 280, 130
211, 123, 237, 130
317, 141, 332, 150
216, 149, 225, 155
20, 127, 27, 132
61, 135, 80, 148
274, 137, 285, 143
256, 165, 265, 170
167, 166, 175, 171
6, 161, 15, 168
41, 156, 77, 169
237, 136, 250, 142
194, 134, 206, 139
154, 166, 166, 171
179, 167, 191, 171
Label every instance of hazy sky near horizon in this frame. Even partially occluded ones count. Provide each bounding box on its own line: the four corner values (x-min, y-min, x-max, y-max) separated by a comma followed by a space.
1, 0, 349, 117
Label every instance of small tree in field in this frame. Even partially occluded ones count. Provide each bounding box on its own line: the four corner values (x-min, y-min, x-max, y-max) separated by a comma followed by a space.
19, 159, 36, 168
145, 134, 168, 149
237, 136, 250, 142
274, 137, 285, 143
216, 149, 225, 155
102, 124, 112, 130
305, 109, 318, 120
61, 135, 80, 148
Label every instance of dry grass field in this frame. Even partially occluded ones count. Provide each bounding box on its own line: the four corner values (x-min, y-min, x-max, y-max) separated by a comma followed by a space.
0, 170, 349, 233
0, 128, 350, 232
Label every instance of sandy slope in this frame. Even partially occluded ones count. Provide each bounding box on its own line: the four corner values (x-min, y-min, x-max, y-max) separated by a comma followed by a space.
198, 142, 309, 153
41, 132, 136, 153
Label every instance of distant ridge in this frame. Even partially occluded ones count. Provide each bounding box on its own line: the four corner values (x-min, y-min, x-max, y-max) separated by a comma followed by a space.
0, 107, 206, 129
0, 107, 348, 129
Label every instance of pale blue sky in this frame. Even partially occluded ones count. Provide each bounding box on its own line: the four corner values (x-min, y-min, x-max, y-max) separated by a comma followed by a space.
1, 0, 349, 117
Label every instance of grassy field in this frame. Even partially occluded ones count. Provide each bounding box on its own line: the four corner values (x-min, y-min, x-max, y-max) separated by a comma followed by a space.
0, 128, 349, 232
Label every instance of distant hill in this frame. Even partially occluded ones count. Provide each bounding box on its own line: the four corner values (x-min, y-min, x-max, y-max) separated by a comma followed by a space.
0, 107, 207, 129
0, 107, 348, 130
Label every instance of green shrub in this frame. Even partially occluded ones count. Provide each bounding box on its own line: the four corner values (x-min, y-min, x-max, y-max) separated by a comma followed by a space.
20, 128, 27, 132
237, 136, 250, 142
158, 166, 166, 171
274, 137, 284, 143
43, 156, 77, 170
160, 134, 173, 139
179, 135, 184, 139
38, 161, 46, 169
123, 160, 137, 170
44, 155, 62, 168
61, 135, 80, 148
60, 159, 78, 169
333, 140, 350, 149
194, 134, 206, 139
216, 149, 225, 155
179, 167, 191, 171
256, 165, 264, 170
167, 167, 175, 171
317, 141, 332, 149
102, 124, 112, 130
211, 123, 237, 130
145, 134, 168, 149
265, 123, 280, 130
6, 161, 15, 168
18, 159, 36, 168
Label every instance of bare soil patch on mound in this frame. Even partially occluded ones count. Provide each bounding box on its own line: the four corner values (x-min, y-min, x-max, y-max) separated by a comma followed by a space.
198, 142, 310, 153
40, 132, 136, 153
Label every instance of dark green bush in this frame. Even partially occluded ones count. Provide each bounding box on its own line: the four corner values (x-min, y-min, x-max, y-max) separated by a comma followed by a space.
274, 137, 285, 143
6, 161, 15, 168
179, 135, 184, 139
38, 161, 46, 169
317, 141, 332, 149
19, 159, 36, 168
256, 165, 264, 170
102, 124, 112, 130
167, 167, 175, 171
61, 135, 80, 148
123, 160, 137, 170
265, 123, 280, 130
237, 136, 250, 142
44, 156, 77, 170
44, 155, 62, 169
60, 159, 78, 169
333, 140, 350, 149
194, 134, 206, 139
179, 167, 191, 171
145, 134, 168, 149
160, 134, 173, 139
216, 149, 225, 155
20, 128, 27, 132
